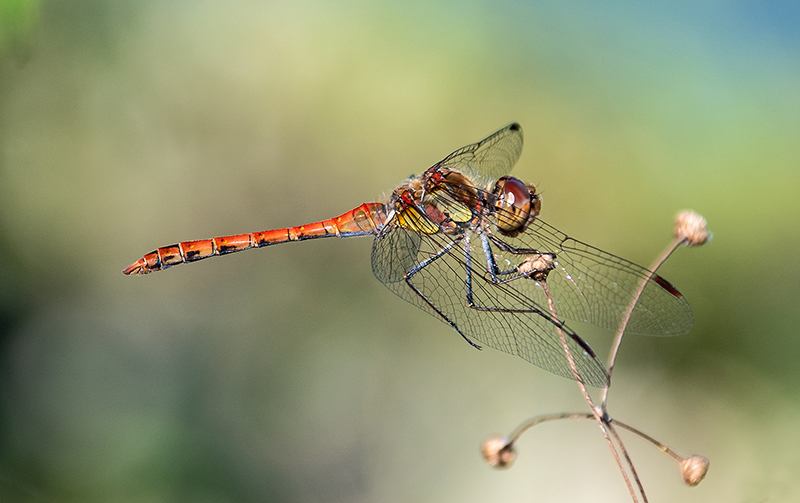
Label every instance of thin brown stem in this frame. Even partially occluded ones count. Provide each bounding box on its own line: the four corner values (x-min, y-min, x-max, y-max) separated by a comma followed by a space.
600, 236, 685, 413
540, 282, 640, 503
610, 419, 683, 463
606, 421, 648, 503
506, 412, 593, 445
507, 414, 684, 464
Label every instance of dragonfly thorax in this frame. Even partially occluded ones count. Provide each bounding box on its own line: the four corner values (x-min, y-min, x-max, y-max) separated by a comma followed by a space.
425, 168, 481, 210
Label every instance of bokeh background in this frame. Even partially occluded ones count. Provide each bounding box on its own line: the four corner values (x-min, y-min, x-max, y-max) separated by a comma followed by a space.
1, 0, 799, 501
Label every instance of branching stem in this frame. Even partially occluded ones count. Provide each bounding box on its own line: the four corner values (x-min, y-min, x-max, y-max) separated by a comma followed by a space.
541, 283, 645, 503
507, 413, 683, 464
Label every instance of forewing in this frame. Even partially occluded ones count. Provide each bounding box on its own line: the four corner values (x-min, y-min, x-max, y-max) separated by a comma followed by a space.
432, 123, 524, 186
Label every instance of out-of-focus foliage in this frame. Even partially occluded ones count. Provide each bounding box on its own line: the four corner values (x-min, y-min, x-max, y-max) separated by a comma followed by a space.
1, 1, 799, 501
0, 0, 39, 63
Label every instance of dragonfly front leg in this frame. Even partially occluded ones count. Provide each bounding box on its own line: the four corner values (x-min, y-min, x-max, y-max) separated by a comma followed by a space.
481, 232, 517, 279
465, 235, 597, 359
480, 232, 557, 285
465, 236, 548, 317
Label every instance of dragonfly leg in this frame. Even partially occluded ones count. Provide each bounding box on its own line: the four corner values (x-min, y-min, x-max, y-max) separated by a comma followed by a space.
480, 233, 556, 285
466, 236, 597, 359
488, 234, 550, 255
403, 237, 482, 351
480, 232, 517, 279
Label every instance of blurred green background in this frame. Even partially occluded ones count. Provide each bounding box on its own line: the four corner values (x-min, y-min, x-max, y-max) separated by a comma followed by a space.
1, 0, 799, 501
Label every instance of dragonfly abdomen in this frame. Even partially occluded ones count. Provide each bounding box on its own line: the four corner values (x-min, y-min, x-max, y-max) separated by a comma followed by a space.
122, 202, 387, 275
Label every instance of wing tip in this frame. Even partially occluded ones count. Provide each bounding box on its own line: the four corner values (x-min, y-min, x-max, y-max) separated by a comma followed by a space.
653, 274, 683, 299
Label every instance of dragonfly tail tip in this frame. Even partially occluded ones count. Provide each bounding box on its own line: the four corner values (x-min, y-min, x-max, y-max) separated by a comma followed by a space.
122, 260, 147, 275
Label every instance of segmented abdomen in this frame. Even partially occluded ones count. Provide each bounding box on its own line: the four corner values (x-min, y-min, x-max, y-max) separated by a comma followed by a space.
123, 202, 387, 275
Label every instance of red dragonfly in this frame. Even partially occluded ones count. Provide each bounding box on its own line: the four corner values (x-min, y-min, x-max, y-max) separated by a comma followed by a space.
124, 123, 692, 387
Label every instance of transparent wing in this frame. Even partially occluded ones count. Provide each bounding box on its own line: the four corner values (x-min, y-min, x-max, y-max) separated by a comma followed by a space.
371, 222, 609, 387
431, 123, 524, 186
487, 218, 694, 336
372, 222, 422, 283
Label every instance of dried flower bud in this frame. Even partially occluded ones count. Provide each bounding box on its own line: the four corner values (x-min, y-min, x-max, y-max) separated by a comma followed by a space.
518, 253, 556, 282
680, 454, 709, 486
674, 210, 710, 246
481, 436, 516, 469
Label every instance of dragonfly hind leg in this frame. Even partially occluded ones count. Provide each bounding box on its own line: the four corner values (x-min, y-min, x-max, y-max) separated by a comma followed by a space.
402, 237, 483, 351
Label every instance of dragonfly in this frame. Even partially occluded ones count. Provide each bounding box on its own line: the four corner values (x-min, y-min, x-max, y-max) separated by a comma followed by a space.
123, 123, 692, 387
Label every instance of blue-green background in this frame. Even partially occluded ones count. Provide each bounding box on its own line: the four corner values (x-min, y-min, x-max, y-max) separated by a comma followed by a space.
1, 1, 799, 501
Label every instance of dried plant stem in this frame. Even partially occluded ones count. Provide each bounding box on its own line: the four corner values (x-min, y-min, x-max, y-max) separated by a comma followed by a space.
601, 236, 685, 413
610, 419, 683, 463
541, 283, 645, 503
494, 218, 710, 498
507, 413, 683, 464
605, 422, 647, 502
506, 412, 593, 445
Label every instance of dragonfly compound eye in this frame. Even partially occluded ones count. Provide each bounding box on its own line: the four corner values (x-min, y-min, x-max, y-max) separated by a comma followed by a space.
492, 176, 534, 235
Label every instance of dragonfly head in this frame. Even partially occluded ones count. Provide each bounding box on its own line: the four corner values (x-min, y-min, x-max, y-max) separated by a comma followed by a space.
491, 176, 540, 237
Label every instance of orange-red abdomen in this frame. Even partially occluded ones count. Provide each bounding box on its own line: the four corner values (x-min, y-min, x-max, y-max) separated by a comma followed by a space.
123, 202, 387, 275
